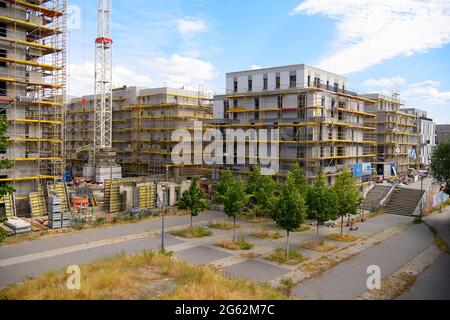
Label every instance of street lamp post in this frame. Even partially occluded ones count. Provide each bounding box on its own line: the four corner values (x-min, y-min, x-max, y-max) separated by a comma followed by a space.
159, 184, 167, 252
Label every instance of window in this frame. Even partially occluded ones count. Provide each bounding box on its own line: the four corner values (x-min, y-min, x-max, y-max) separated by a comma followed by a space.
248, 77, 252, 92
307, 75, 311, 87
334, 83, 339, 92
0, 81, 6, 96
263, 75, 268, 90
342, 85, 345, 93
233, 78, 238, 92
0, 23, 6, 37
298, 94, 306, 108
326, 81, 330, 90
321, 97, 325, 107
255, 98, 260, 120
275, 74, 280, 89
277, 96, 283, 108
233, 99, 238, 108
0, 49, 6, 68
314, 77, 320, 87
290, 73, 296, 88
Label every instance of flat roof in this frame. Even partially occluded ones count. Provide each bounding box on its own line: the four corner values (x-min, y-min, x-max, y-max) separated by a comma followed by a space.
226, 63, 347, 80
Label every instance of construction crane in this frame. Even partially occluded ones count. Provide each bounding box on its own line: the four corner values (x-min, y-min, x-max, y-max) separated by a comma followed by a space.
93, 0, 113, 162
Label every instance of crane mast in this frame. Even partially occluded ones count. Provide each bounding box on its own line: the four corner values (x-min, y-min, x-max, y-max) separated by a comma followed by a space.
94, 0, 113, 159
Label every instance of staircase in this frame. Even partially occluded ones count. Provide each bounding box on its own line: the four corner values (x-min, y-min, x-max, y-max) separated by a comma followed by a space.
382, 187, 424, 216
362, 185, 392, 211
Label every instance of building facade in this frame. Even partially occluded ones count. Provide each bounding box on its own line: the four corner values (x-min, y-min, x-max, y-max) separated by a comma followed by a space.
436, 124, 450, 145
401, 108, 435, 167
0, 1, 66, 215
213, 64, 377, 186
66, 86, 213, 182
362, 94, 419, 178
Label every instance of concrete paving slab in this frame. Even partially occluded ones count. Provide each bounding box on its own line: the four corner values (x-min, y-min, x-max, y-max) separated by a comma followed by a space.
223, 259, 290, 282
175, 246, 232, 265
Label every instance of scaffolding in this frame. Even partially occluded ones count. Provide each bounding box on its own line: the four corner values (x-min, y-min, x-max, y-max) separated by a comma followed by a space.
0, 0, 66, 216
211, 82, 377, 185
65, 87, 213, 182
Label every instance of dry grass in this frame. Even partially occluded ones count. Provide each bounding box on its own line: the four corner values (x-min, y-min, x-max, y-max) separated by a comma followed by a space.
325, 233, 360, 243
295, 225, 311, 232
265, 248, 307, 266
241, 216, 270, 224
208, 220, 239, 230
300, 241, 337, 252
169, 227, 212, 239
361, 272, 417, 300
215, 238, 254, 251
0, 251, 288, 300
251, 230, 283, 240
427, 224, 450, 254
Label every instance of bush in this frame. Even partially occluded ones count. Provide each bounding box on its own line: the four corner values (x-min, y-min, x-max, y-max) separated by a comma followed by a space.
96, 217, 106, 224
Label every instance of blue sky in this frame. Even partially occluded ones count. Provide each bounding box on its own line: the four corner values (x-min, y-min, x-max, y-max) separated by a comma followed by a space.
67, 0, 450, 123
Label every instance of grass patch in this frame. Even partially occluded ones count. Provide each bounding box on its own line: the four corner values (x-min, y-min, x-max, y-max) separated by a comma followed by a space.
0, 251, 288, 300
251, 230, 283, 240
300, 240, 337, 252
427, 224, 450, 254
169, 227, 212, 239
208, 220, 239, 230
295, 225, 311, 232
325, 233, 360, 242
266, 248, 307, 266
241, 216, 270, 224
215, 237, 254, 251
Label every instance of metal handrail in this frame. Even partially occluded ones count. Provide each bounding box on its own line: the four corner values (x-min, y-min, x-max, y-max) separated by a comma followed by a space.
377, 182, 398, 210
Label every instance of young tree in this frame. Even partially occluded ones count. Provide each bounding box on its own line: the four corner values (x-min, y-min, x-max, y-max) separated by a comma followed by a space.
222, 177, 249, 242
178, 176, 208, 229
0, 116, 14, 198
430, 141, 450, 194
288, 164, 309, 196
307, 173, 338, 240
272, 176, 307, 257
214, 169, 234, 205
333, 167, 363, 236
246, 165, 277, 216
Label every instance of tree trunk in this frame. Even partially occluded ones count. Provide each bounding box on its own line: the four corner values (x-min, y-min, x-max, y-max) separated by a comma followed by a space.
190, 214, 193, 230
341, 215, 344, 237
286, 230, 290, 259
233, 216, 236, 242
316, 220, 320, 241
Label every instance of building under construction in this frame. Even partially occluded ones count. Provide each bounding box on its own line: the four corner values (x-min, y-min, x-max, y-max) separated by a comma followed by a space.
66, 86, 213, 182
0, 0, 66, 216
362, 94, 419, 177
212, 64, 377, 186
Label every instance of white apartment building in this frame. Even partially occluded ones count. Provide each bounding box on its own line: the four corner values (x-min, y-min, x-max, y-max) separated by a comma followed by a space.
401, 108, 435, 167
213, 64, 377, 186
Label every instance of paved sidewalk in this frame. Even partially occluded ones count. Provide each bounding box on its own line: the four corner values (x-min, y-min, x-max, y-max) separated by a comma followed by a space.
292, 223, 434, 300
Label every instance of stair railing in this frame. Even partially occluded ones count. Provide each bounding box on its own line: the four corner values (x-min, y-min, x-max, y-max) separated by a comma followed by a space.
412, 179, 437, 217
377, 182, 398, 210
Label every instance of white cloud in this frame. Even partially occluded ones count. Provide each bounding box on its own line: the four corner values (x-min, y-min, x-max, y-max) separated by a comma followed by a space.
251, 64, 264, 70
177, 18, 207, 36
147, 54, 217, 88
362, 76, 406, 88
292, 0, 450, 74
403, 80, 450, 103
68, 62, 153, 97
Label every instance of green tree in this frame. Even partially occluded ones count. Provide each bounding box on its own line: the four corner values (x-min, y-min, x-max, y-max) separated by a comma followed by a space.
221, 176, 249, 242
307, 173, 338, 240
272, 176, 307, 257
178, 176, 208, 229
333, 167, 363, 236
0, 116, 14, 198
246, 165, 277, 216
214, 169, 234, 205
288, 164, 309, 196
431, 141, 450, 194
